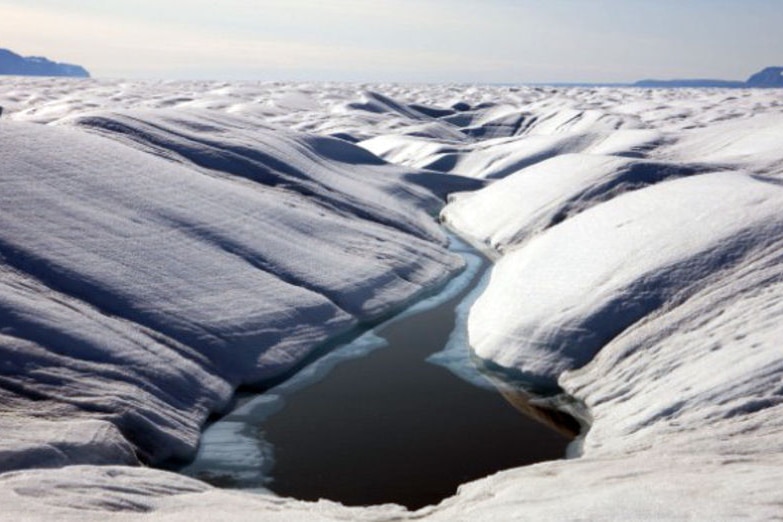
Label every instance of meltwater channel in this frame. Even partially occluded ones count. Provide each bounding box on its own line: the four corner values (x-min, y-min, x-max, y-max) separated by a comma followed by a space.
176, 235, 578, 510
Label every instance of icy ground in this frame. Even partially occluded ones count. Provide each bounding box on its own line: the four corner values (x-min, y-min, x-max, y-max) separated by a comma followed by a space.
1, 78, 783, 520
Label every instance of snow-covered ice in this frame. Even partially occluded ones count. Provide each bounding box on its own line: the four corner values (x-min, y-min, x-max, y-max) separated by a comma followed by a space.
0, 100, 464, 471
440, 153, 704, 252
1, 78, 783, 519
465, 172, 783, 386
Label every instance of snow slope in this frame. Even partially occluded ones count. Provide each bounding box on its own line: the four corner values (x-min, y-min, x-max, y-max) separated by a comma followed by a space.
467, 171, 783, 386
0, 113, 464, 472
441, 153, 704, 252
1, 79, 783, 520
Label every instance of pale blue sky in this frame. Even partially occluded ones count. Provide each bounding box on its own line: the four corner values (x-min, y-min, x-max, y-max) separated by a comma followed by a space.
1, 0, 780, 83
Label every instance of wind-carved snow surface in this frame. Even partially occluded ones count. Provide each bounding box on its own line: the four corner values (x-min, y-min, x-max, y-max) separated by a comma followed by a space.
1, 79, 783, 520
0, 108, 466, 472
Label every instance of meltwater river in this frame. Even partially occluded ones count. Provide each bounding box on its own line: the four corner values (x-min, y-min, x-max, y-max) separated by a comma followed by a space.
177, 235, 576, 510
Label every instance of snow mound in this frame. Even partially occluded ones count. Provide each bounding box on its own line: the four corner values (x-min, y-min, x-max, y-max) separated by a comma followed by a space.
362, 117, 662, 181
468, 172, 783, 386
61, 109, 449, 243
361, 132, 615, 179
0, 119, 462, 470
343, 90, 431, 120
565, 250, 783, 459
661, 113, 783, 177
519, 106, 643, 136
441, 153, 704, 252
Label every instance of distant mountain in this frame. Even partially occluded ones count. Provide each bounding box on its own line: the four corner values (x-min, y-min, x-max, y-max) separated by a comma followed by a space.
746, 67, 783, 87
0, 48, 90, 78
634, 78, 745, 88
634, 66, 783, 88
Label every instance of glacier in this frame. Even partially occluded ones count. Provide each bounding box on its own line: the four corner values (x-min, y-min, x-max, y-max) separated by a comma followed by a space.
1, 79, 783, 520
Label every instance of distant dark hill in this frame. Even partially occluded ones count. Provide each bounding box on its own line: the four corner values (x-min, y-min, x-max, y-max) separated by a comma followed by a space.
746, 67, 783, 87
634, 78, 745, 88
0, 48, 90, 78
634, 66, 783, 89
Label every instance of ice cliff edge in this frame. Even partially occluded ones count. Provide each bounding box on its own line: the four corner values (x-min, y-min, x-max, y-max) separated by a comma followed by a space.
0, 48, 90, 78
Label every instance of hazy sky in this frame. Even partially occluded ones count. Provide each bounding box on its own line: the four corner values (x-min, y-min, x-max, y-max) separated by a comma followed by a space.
1, 0, 781, 83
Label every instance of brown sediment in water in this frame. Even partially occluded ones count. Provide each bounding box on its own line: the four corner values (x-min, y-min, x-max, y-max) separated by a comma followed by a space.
493, 384, 581, 439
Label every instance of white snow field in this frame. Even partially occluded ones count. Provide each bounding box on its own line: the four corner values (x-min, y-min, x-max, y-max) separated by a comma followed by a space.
1, 78, 783, 520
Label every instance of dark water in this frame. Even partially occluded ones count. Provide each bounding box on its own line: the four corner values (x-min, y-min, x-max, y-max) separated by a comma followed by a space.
259, 252, 575, 510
